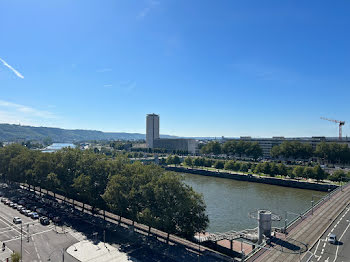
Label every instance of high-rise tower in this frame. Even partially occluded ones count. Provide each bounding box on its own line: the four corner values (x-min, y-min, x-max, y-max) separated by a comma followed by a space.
146, 114, 160, 148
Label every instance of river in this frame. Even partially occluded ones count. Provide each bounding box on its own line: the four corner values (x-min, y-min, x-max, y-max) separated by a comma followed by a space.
181, 173, 326, 233
42, 143, 76, 153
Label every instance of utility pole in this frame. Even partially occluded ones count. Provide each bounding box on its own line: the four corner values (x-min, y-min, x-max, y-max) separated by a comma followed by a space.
20, 223, 23, 262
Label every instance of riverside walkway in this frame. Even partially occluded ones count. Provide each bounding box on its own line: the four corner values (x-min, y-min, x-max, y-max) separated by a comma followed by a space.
246, 183, 350, 262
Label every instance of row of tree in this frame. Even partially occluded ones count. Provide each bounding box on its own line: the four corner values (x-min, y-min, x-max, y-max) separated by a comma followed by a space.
180, 156, 349, 182
271, 141, 350, 164
0, 144, 208, 238
200, 141, 263, 160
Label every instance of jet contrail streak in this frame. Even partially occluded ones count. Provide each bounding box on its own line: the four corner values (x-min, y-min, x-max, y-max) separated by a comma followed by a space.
0, 57, 24, 79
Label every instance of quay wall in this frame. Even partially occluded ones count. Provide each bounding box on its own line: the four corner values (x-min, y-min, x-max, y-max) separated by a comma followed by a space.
165, 166, 338, 192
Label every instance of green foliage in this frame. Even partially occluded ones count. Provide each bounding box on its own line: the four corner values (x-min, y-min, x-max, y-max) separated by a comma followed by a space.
0, 144, 208, 238
329, 169, 348, 182
270, 141, 313, 160
183, 157, 193, 167
200, 141, 222, 155
222, 140, 263, 160
315, 142, 350, 164
213, 160, 224, 169
11, 252, 21, 262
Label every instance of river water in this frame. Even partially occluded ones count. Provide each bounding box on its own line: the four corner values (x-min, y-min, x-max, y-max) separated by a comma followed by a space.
42, 143, 76, 153
181, 173, 326, 233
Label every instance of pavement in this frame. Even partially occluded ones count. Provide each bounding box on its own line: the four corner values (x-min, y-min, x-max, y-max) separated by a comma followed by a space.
302, 204, 350, 262
67, 240, 138, 262
247, 184, 350, 262
0, 200, 79, 262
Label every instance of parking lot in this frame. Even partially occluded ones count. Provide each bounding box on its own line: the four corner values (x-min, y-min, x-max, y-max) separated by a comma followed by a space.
0, 183, 221, 262
0, 184, 81, 262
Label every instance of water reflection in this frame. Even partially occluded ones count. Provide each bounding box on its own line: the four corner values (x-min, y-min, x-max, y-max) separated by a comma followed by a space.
181, 173, 326, 233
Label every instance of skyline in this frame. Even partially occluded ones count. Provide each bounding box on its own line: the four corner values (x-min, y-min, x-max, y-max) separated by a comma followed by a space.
1, 1, 350, 138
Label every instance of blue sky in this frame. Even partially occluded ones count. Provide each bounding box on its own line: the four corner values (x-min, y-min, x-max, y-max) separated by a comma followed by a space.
0, 0, 350, 138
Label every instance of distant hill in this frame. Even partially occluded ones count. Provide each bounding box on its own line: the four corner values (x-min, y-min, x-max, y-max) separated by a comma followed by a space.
0, 124, 176, 142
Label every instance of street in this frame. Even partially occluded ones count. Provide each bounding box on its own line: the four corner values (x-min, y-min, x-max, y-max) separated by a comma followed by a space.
0, 201, 79, 262
303, 204, 350, 262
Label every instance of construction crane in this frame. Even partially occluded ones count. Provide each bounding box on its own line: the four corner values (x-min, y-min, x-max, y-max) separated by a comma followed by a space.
320, 117, 346, 140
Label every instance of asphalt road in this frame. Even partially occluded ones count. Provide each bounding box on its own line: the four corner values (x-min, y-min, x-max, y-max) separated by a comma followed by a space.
303, 204, 350, 262
0, 200, 79, 262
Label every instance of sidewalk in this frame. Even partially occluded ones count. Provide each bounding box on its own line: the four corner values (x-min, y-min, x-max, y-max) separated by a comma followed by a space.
0, 246, 12, 262
67, 240, 138, 262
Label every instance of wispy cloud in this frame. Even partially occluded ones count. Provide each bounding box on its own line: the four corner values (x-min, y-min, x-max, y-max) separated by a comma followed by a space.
119, 81, 136, 91
0, 100, 56, 119
96, 68, 112, 73
138, 0, 160, 19
0, 57, 24, 79
103, 81, 136, 91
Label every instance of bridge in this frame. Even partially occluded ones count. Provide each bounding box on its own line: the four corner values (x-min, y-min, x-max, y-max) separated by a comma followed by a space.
246, 183, 350, 262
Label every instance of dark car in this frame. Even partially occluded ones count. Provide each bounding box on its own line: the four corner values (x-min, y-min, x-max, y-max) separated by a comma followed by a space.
39, 217, 50, 225
53, 216, 61, 224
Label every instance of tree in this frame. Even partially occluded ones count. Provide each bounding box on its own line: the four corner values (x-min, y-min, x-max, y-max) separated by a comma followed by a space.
224, 160, 235, 171
240, 163, 249, 172
293, 166, 304, 178
166, 155, 174, 165
183, 157, 193, 167
329, 170, 347, 182
277, 163, 287, 177
173, 155, 181, 167
213, 160, 224, 170
313, 165, 327, 181
262, 162, 271, 175
303, 167, 314, 179
11, 252, 21, 262
200, 141, 222, 155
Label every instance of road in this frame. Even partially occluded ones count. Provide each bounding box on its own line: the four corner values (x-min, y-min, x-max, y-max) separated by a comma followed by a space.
0, 200, 79, 262
303, 204, 350, 262
247, 183, 350, 262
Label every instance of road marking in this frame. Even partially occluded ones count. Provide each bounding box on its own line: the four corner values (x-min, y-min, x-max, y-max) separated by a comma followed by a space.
321, 248, 324, 254
32, 235, 42, 262
314, 239, 322, 256
323, 242, 326, 248
0, 214, 22, 235
333, 221, 350, 262
3, 227, 54, 243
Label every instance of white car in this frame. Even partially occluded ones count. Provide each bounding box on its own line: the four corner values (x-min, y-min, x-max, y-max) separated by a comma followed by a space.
13, 217, 22, 224
328, 234, 337, 244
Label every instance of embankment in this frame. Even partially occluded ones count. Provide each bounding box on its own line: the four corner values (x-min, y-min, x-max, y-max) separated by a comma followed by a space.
165, 166, 337, 192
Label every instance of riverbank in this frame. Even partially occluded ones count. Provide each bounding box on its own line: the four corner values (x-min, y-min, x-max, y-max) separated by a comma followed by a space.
165, 166, 338, 192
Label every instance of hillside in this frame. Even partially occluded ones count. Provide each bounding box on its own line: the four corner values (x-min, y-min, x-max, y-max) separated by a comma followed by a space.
0, 124, 175, 142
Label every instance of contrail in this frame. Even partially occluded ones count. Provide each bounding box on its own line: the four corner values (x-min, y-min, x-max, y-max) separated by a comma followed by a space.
0, 57, 24, 79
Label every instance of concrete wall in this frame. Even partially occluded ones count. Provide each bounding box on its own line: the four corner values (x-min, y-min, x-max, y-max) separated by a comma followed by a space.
165, 166, 338, 192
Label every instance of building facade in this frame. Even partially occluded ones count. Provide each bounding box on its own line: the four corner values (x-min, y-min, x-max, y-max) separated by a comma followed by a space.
146, 113, 198, 154
146, 114, 160, 148
238, 136, 350, 158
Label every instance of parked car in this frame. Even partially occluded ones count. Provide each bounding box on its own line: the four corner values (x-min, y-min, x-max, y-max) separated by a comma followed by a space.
24, 210, 33, 217
39, 217, 50, 225
1, 198, 7, 203
31, 212, 39, 219
16, 205, 23, 211
20, 208, 27, 214
13, 217, 22, 224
